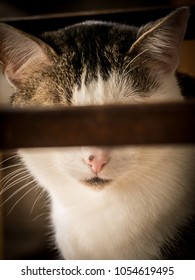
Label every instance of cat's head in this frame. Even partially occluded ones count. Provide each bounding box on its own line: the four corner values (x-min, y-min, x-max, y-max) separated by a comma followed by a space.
0, 8, 191, 191
0, 7, 189, 107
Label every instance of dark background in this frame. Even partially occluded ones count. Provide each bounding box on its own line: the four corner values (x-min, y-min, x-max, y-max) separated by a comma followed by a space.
0, 0, 194, 17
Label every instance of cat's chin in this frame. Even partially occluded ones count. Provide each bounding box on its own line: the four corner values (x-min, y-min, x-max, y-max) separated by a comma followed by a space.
81, 176, 112, 188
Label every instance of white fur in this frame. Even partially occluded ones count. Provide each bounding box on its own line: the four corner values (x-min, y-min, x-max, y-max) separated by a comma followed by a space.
18, 74, 195, 259
72, 71, 183, 106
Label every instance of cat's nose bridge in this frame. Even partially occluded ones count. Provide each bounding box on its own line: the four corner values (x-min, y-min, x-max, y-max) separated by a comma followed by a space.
83, 148, 110, 175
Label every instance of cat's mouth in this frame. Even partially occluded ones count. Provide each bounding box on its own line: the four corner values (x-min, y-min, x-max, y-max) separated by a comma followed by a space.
82, 177, 112, 188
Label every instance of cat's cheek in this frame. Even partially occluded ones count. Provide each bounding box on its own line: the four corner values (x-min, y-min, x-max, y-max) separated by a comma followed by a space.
53, 156, 92, 181
67, 166, 92, 181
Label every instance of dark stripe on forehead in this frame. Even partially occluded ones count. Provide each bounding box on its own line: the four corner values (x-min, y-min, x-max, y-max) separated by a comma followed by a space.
42, 21, 136, 87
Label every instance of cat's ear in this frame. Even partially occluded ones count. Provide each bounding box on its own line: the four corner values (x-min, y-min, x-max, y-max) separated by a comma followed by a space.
128, 7, 190, 74
0, 23, 56, 88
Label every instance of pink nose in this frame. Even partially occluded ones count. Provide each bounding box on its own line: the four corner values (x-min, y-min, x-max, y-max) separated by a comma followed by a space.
84, 148, 110, 175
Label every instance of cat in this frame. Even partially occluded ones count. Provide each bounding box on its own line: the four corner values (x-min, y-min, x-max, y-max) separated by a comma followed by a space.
0, 7, 195, 259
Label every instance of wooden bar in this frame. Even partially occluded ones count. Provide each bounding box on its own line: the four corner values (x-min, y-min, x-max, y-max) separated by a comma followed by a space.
1, 5, 195, 40
0, 102, 195, 149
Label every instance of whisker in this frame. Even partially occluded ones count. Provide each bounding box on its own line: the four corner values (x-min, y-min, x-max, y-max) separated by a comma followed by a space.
0, 167, 25, 184
0, 153, 19, 165
0, 173, 32, 195
131, 167, 186, 207
32, 212, 49, 222
0, 179, 37, 208
0, 168, 27, 187
0, 163, 24, 172
30, 187, 44, 215
7, 184, 37, 215
129, 170, 170, 203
